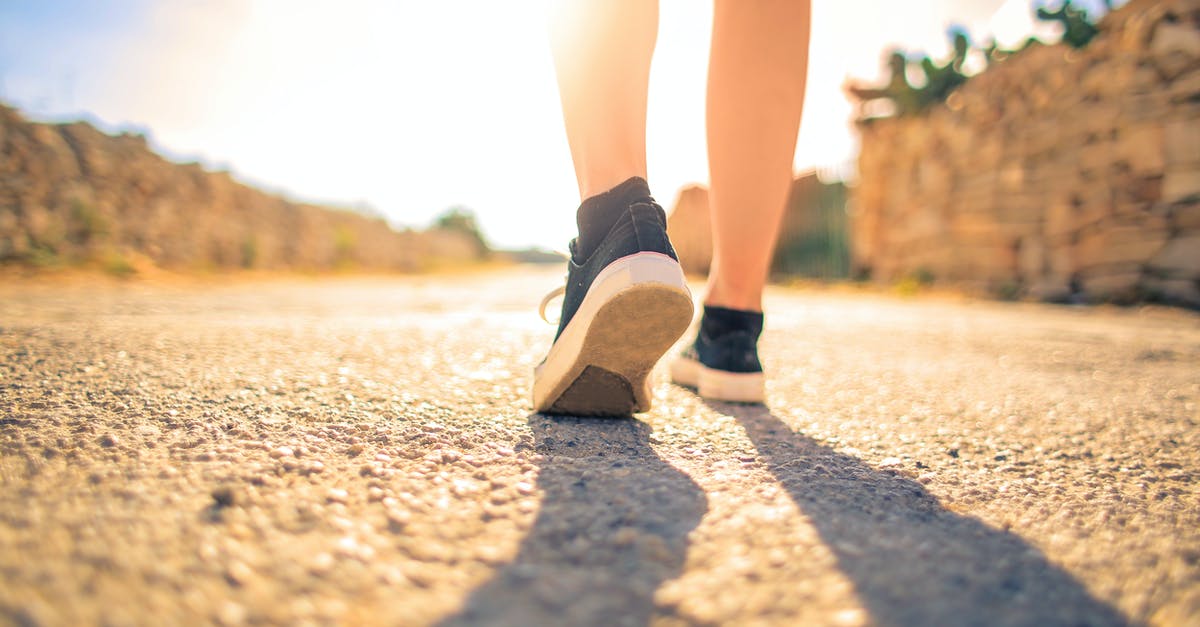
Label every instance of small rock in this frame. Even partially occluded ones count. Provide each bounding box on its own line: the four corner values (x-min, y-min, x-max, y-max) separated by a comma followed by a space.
269, 446, 294, 459
225, 561, 254, 586
379, 566, 408, 585
326, 488, 349, 504
514, 481, 535, 496
215, 601, 247, 626
386, 508, 411, 531
879, 456, 903, 467
99, 434, 119, 448
211, 486, 237, 508
831, 607, 867, 627
310, 552, 335, 575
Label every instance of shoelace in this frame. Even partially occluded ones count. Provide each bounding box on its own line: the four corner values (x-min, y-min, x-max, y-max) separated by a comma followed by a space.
537, 247, 573, 325
538, 285, 565, 325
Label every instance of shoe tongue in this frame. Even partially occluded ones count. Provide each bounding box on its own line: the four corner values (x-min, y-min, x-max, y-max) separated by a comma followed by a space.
575, 177, 654, 261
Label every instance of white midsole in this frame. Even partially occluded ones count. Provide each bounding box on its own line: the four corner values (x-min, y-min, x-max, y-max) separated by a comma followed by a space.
533, 252, 691, 409
670, 354, 765, 403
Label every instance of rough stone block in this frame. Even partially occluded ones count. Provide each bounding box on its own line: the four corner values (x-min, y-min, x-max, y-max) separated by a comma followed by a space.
1171, 202, 1200, 229
1163, 168, 1200, 204
1079, 140, 1114, 176
1075, 222, 1169, 269
1142, 277, 1200, 307
1150, 22, 1200, 80
1029, 276, 1073, 302
957, 243, 1018, 281
1165, 118, 1200, 167
1167, 68, 1200, 104
1017, 236, 1047, 280
1022, 119, 1061, 156
1079, 266, 1144, 304
950, 213, 1000, 240
1114, 123, 1165, 175
1045, 199, 1077, 238
1070, 185, 1114, 228
1080, 101, 1121, 139
1149, 234, 1200, 277
1122, 92, 1173, 122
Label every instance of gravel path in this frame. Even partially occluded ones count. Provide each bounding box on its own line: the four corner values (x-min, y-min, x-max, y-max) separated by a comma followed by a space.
1, 268, 1197, 626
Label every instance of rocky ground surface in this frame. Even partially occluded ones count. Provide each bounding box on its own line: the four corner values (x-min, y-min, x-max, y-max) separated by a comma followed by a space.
1, 266, 1198, 626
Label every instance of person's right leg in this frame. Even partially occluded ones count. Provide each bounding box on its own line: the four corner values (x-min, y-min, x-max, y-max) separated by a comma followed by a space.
535, 0, 692, 416
671, 0, 810, 403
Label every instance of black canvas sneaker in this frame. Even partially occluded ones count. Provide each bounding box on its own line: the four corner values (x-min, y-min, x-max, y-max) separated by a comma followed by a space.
670, 305, 765, 403
533, 179, 693, 416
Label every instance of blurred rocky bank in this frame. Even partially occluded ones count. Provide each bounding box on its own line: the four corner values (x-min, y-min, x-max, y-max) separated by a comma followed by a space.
853, 0, 1200, 306
0, 104, 484, 276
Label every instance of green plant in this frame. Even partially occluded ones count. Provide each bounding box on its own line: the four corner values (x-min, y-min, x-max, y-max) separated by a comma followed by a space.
333, 226, 356, 269
1037, 1, 1103, 49
240, 236, 258, 269
102, 251, 137, 278
68, 198, 109, 247
25, 241, 61, 268
994, 280, 1022, 301
433, 206, 491, 259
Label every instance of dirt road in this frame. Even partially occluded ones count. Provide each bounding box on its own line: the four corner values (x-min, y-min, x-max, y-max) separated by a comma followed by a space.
2, 268, 1197, 625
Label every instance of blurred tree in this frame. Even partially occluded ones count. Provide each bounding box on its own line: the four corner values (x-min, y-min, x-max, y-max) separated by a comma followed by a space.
845, 50, 923, 116
916, 29, 971, 108
1037, 1, 1101, 49
433, 206, 491, 259
847, 0, 1111, 118
847, 29, 971, 117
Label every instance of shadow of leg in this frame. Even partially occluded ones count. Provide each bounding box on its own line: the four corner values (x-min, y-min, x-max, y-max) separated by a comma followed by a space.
440, 414, 707, 627
714, 402, 1128, 627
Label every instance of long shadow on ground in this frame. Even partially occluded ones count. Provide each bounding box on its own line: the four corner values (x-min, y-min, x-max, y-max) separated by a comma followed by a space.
439, 414, 707, 627
714, 402, 1128, 627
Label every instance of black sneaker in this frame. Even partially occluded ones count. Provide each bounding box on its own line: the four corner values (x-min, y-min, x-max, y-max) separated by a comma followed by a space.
670, 305, 765, 403
533, 178, 693, 416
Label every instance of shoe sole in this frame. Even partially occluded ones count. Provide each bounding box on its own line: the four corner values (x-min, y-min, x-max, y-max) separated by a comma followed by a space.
670, 354, 765, 404
533, 252, 693, 416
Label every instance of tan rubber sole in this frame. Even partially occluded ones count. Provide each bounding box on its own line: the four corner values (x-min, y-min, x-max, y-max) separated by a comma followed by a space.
538, 284, 693, 416
669, 354, 766, 404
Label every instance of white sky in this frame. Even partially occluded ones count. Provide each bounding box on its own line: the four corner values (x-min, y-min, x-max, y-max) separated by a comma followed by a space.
2, 0, 1089, 249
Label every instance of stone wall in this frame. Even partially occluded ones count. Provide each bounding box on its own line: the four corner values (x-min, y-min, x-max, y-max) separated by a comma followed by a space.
852, 0, 1200, 306
0, 104, 480, 273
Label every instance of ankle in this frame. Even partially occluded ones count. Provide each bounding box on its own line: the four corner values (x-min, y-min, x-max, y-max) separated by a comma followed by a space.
575, 176, 654, 260
702, 288, 764, 313
700, 305, 764, 341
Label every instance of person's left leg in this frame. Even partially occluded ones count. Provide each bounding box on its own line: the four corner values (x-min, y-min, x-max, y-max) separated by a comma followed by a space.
705, 0, 810, 312
671, 0, 810, 403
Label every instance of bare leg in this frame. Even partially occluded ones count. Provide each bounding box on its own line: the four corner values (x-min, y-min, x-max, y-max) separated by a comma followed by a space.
705, 0, 810, 311
549, 0, 658, 201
